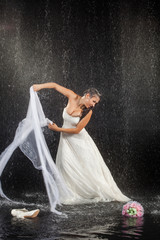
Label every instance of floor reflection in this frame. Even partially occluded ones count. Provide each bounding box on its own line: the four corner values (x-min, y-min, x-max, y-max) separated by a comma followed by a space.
0, 196, 160, 239
121, 216, 144, 239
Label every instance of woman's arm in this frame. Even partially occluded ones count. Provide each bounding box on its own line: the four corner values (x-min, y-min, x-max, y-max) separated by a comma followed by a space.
48, 110, 93, 134
33, 82, 76, 99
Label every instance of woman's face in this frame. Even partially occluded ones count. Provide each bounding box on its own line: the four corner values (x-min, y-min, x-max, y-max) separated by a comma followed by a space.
84, 94, 100, 108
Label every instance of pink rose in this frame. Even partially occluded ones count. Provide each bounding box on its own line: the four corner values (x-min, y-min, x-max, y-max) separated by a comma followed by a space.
122, 210, 126, 215
137, 211, 143, 217
123, 205, 129, 211
130, 202, 137, 208
136, 205, 143, 211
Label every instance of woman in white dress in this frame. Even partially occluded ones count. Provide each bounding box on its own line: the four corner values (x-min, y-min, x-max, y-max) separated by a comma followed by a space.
33, 82, 130, 204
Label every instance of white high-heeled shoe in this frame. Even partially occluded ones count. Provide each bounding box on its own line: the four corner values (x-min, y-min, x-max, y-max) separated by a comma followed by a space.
11, 208, 40, 219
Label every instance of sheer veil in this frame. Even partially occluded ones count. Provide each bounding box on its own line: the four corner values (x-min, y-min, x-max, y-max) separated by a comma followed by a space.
0, 87, 70, 214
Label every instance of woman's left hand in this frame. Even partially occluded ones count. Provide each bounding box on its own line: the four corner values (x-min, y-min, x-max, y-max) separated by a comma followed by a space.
48, 123, 59, 132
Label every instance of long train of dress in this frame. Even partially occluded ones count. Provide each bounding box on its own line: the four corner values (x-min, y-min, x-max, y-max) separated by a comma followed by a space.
56, 108, 130, 204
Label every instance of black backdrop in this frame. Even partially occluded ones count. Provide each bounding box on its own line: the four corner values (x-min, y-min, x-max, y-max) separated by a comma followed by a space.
0, 0, 160, 199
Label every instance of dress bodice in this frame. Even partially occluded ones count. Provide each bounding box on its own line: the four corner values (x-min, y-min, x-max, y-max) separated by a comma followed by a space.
62, 108, 80, 128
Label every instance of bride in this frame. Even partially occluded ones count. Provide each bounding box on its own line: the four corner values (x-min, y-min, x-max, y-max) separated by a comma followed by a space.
33, 82, 130, 204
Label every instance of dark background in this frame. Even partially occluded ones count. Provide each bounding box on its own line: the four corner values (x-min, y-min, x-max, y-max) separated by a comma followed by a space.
0, 0, 160, 200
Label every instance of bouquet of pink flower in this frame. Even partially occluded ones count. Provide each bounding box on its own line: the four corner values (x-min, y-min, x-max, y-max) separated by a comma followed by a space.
122, 201, 144, 218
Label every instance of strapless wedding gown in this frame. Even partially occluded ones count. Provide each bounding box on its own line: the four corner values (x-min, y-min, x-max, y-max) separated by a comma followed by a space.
56, 108, 130, 204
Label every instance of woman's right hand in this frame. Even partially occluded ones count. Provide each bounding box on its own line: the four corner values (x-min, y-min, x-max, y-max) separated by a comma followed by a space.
33, 84, 42, 92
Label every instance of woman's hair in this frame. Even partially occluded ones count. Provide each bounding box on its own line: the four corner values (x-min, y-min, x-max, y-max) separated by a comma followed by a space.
83, 88, 101, 98
80, 88, 101, 120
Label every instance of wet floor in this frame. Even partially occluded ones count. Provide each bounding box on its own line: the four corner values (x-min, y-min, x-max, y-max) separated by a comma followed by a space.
0, 194, 160, 240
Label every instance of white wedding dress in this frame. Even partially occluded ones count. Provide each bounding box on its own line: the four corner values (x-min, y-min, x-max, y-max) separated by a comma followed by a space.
0, 88, 129, 214
56, 108, 130, 204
